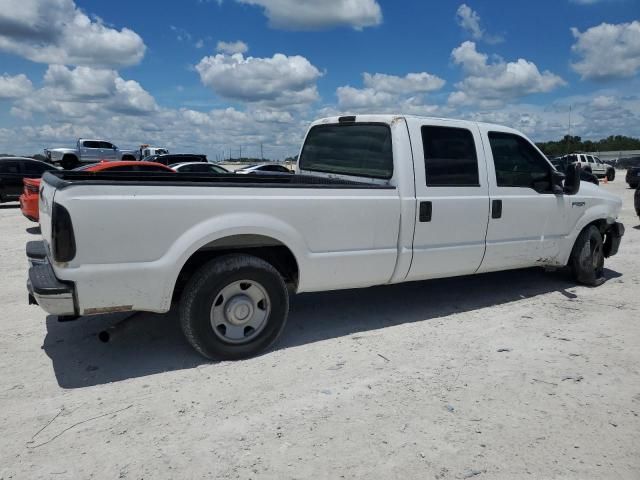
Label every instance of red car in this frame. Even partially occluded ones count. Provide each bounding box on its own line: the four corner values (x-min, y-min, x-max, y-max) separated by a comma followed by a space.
20, 161, 175, 222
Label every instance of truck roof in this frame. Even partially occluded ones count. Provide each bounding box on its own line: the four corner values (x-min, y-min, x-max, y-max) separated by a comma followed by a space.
311, 114, 522, 135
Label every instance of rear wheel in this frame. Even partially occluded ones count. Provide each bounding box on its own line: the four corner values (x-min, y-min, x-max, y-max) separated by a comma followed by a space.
570, 225, 605, 286
179, 254, 289, 360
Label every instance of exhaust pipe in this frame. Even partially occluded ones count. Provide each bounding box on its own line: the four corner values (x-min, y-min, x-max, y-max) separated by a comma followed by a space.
98, 313, 138, 343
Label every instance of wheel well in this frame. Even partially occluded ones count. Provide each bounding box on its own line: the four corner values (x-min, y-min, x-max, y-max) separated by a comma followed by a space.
121, 154, 136, 161
62, 153, 78, 161
172, 235, 299, 303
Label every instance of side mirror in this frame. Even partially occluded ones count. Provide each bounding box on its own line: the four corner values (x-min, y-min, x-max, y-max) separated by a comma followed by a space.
564, 163, 581, 195
551, 170, 565, 195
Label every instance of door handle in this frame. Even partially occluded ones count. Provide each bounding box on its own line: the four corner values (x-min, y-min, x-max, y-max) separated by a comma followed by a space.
419, 201, 432, 222
492, 199, 502, 219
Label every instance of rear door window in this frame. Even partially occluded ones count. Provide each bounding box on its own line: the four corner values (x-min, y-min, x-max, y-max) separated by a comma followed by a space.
421, 126, 479, 186
299, 123, 393, 179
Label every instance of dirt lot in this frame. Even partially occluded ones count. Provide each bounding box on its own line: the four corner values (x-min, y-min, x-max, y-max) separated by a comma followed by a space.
1, 179, 639, 479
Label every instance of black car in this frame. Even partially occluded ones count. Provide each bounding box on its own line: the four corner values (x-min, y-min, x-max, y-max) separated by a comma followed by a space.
143, 153, 208, 166
635, 186, 640, 219
551, 157, 599, 186
0, 157, 58, 203
626, 167, 640, 189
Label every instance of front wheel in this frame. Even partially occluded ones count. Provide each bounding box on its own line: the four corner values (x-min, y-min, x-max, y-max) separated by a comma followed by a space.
607, 169, 615, 181
179, 254, 289, 360
570, 225, 605, 286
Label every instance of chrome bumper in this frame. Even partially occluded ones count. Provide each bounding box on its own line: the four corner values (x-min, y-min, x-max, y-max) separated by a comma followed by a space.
27, 242, 76, 316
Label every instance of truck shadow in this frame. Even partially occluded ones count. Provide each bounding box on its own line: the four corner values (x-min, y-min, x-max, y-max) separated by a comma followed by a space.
43, 267, 621, 389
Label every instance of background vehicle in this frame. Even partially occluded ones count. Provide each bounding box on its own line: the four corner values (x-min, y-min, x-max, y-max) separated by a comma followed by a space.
170, 162, 229, 173
235, 163, 292, 175
144, 154, 208, 166
626, 167, 640, 188
0, 157, 58, 203
44, 139, 140, 169
139, 145, 169, 160
550, 157, 599, 185
635, 187, 640, 219
29, 115, 624, 361
20, 161, 174, 222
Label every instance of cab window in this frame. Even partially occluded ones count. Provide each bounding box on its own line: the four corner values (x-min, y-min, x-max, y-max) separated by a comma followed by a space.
421, 126, 479, 186
488, 132, 551, 190
299, 123, 393, 179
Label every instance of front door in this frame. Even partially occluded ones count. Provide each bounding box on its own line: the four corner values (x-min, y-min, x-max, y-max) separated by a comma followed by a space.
478, 129, 570, 272
406, 120, 490, 281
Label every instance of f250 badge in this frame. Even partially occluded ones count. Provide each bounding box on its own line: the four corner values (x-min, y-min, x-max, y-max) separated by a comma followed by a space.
572, 201, 586, 207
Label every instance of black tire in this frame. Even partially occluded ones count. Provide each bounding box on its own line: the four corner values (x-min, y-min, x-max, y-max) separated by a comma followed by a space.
179, 254, 289, 360
61, 155, 79, 170
570, 225, 605, 286
121, 155, 136, 161
606, 169, 615, 181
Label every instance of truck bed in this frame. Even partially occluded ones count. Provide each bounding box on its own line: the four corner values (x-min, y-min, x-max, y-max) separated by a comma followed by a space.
43, 171, 393, 190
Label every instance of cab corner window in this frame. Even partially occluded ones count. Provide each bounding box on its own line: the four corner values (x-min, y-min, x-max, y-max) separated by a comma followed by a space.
488, 131, 551, 190
298, 123, 393, 179
421, 126, 479, 187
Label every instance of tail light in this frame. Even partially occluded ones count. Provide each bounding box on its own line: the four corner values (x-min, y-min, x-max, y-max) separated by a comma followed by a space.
51, 203, 76, 262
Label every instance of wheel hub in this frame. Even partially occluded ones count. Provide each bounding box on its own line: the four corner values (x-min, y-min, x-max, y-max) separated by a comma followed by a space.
210, 280, 271, 344
225, 295, 254, 325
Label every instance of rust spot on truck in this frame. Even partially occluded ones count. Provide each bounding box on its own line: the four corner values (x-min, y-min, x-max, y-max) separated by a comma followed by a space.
84, 305, 133, 315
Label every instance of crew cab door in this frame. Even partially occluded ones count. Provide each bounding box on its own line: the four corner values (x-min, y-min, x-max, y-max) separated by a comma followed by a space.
80, 140, 100, 162
478, 128, 571, 272
405, 119, 490, 281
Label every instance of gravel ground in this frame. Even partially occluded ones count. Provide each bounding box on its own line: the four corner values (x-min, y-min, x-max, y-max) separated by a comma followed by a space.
1, 179, 639, 480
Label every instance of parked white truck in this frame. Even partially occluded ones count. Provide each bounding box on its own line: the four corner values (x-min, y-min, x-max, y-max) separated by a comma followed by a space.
45, 140, 168, 169
28, 115, 624, 360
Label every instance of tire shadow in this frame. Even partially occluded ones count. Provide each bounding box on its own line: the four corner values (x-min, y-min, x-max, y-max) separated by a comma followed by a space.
42, 267, 622, 389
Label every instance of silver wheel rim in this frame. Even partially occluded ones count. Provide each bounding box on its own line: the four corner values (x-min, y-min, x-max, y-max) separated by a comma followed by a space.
210, 280, 270, 344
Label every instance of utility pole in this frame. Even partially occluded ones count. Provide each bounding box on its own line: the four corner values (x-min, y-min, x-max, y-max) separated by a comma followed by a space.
567, 105, 572, 154
261, 143, 264, 161
239, 146, 242, 161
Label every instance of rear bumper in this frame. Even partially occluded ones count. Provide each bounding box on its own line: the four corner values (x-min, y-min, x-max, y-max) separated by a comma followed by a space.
604, 222, 624, 258
26, 242, 76, 316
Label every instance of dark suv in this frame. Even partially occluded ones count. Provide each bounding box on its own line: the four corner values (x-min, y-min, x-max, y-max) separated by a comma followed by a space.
0, 157, 58, 203
143, 154, 207, 166
626, 167, 640, 189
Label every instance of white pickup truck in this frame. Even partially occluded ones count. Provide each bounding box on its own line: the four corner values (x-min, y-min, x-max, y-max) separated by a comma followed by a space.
28, 115, 624, 360
44, 140, 168, 169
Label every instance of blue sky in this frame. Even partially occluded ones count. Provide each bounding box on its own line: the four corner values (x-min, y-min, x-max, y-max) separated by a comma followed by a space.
0, 0, 639, 159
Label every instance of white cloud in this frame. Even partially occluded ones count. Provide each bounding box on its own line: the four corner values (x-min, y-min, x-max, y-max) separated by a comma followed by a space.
235, 0, 382, 30
12, 65, 158, 119
449, 41, 565, 107
216, 40, 249, 54
571, 21, 640, 80
456, 4, 502, 44
0, 0, 146, 67
0, 73, 33, 99
336, 71, 446, 115
363, 72, 445, 94
195, 52, 322, 106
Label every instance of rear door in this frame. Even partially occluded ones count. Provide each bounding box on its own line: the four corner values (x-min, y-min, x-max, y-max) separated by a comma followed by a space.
100, 142, 117, 160
478, 128, 570, 272
405, 119, 490, 281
